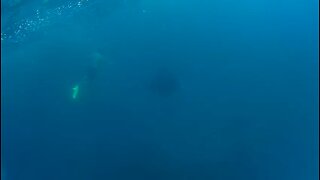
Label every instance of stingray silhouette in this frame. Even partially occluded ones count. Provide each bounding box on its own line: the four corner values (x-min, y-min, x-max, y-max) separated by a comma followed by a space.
148, 68, 180, 97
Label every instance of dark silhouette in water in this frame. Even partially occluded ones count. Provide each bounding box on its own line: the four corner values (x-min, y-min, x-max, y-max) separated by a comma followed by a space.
84, 62, 99, 84
83, 52, 103, 84
71, 52, 103, 101
148, 68, 180, 97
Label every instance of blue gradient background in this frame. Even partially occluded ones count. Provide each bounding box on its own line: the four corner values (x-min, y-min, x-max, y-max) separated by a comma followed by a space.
1, 0, 319, 179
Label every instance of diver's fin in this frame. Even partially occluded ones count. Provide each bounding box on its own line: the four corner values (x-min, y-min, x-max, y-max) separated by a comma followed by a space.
72, 85, 79, 100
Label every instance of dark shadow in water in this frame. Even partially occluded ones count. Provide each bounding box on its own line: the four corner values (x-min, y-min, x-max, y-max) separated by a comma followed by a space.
147, 67, 180, 97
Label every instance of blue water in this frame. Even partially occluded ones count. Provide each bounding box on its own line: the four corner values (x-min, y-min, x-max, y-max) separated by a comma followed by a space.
1, 0, 319, 179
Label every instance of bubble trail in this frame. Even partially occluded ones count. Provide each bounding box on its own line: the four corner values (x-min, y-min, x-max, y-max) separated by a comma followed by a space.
1, 0, 98, 44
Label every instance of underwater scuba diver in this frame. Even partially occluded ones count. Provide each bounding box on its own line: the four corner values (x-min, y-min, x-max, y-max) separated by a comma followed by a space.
72, 52, 103, 100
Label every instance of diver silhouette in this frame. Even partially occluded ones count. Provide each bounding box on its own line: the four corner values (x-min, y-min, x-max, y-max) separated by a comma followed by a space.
72, 52, 103, 101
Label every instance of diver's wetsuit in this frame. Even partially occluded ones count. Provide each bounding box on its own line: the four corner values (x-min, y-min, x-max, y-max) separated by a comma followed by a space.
72, 53, 103, 100
81, 64, 99, 92
86, 65, 98, 82
85, 53, 102, 83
